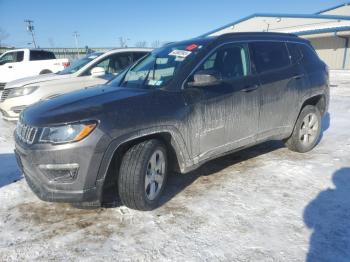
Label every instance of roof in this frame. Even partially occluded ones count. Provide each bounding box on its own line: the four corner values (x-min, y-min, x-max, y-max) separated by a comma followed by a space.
202, 13, 350, 37
295, 26, 350, 36
316, 2, 350, 14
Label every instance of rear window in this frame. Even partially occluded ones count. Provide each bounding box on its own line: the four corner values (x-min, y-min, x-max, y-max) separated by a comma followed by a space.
30, 50, 56, 61
298, 44, 320, 64
287, 43, 303, 64
250, 42, 290, 73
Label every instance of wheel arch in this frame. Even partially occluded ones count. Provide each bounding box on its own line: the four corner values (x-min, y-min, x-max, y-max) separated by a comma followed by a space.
97, 128, 190, 203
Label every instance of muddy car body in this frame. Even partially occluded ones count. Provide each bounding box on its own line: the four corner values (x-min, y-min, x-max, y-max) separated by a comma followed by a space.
15, 33, 329, 210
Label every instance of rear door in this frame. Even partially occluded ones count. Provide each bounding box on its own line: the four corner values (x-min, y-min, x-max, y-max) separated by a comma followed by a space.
249, 41, 305, 139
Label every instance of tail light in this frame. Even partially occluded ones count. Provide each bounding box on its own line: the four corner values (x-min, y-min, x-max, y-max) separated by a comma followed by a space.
62, 62, 70, 68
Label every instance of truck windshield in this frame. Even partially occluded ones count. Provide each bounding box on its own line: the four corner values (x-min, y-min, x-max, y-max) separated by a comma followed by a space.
113, 41, 208, 89
57, 52, 103, 75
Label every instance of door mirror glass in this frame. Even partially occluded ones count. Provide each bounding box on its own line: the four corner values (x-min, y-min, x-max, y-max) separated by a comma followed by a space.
189, 70, 222, 87
90, 67, 105, 78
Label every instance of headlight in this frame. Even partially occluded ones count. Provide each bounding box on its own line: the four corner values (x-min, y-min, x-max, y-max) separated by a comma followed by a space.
8, 86, 39, 98
39, 122, 97, 144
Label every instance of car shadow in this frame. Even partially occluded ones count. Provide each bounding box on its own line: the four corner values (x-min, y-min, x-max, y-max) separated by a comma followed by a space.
0, 153, 22, 188
158, 140, 284, 207
304, 167, 350, 261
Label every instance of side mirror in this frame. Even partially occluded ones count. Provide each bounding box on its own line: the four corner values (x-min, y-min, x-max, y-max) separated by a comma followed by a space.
188, 70, 222, 87
90, 67, 105, 78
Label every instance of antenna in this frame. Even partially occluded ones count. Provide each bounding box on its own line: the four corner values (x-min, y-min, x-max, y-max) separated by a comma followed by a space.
24, 19, 37, 48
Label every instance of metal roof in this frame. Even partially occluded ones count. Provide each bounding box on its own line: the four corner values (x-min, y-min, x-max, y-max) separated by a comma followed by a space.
202, 13, 350, 37
316, 2, 350, 14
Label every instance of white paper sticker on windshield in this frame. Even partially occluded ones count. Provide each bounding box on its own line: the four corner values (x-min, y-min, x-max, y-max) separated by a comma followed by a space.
169, 50, 192, 58
88, 55, 98, 59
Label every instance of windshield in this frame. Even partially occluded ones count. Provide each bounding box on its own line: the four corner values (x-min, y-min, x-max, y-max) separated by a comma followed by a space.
114, 41, 208, 89
57, 52, 103, 75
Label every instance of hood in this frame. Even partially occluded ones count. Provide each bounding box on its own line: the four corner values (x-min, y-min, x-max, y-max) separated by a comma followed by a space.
5, 73, 73, 88
22, 85, 151, 126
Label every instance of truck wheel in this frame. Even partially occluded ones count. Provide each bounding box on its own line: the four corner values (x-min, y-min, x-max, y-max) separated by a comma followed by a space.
39, 69, 52, 74
118, 139, 168, 211
285, 105, 321, 153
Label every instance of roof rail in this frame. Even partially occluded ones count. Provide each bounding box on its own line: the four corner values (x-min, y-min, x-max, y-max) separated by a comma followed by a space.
217, 32, 298, 38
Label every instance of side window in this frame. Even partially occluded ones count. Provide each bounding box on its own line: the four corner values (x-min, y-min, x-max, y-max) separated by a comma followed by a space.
298, 44, 320, 64
30, 51, 55, 61
90, 53, 133, 75
16, 51, 24, 62
133, 52, 148, 62
250, 42, 290, 73
287, 43, 303, 64
197, 44, 250, 79
0, 51, 24, 64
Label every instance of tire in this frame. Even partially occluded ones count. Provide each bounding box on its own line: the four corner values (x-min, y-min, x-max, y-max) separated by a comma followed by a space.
118, 139, 168, 211
39, 69, 52, 74
285, 105, 322, 153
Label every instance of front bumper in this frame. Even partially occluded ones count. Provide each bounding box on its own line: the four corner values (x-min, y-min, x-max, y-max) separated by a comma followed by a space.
15, 128, 111, 203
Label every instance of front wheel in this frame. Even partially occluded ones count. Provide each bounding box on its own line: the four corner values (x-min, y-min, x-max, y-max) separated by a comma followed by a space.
118, 139, 168, 211
285, 105, 322, 153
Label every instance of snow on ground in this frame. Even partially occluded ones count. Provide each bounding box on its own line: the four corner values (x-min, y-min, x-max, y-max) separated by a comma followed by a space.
0, 72, 350, 261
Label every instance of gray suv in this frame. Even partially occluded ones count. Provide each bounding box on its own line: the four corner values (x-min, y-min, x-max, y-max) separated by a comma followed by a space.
15, 33, 329, 210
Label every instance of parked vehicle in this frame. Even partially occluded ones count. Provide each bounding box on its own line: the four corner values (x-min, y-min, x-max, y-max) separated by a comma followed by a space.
14, 33, 329, 211
0, 49, 70, 91
0, 48, 151, 121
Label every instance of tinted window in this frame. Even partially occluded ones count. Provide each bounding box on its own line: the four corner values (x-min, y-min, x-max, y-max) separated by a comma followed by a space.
133, 52, 148, 61
250, 42, 290, 73
0, 51, 24, 64
287, 43, 303, 64
299, 44, 320, 64
30, 50, 56, 61
197, 44, 250, 79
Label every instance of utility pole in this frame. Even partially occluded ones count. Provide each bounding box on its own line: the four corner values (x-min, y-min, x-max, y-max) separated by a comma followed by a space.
73, 31, 80, 57
24, 20, 37, 48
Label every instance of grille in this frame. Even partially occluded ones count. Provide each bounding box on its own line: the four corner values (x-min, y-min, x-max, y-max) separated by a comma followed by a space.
0, 83, 6, 91
16, 120, 38, 145
1, 89, 11, 102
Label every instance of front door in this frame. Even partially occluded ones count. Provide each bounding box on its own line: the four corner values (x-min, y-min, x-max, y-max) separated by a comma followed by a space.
190, 43, 261, 158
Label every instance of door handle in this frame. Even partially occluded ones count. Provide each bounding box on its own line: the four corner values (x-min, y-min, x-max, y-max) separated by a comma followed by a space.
241, 84, 259, 92
8, 66, 13, 69
293, 74, 304, 80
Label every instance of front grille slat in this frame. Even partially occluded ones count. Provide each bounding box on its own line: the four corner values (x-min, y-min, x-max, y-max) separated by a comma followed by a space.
1, 88, 10, 102
16, 120, 38, 145
0, 83, 5, 91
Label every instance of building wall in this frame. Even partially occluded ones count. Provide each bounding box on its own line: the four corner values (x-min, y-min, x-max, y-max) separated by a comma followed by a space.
309, 36, 349, 70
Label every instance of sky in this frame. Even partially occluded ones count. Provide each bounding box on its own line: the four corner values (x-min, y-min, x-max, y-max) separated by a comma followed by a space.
0, 0, 346, 48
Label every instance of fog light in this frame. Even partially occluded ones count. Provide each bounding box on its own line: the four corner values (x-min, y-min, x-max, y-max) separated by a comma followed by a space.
38, 163, 79, 182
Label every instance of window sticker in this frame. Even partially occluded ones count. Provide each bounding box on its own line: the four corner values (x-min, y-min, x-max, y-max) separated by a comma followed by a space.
169, 50, 192, 58
147, 79, 163, 86
88, 55, 98, 59
186, 44, 198, 51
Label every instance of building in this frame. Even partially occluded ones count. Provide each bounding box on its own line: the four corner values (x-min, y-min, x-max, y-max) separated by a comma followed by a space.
204, 3, 350, 70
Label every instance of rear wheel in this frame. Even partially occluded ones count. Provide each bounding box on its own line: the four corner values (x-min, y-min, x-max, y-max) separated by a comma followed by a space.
118, 139, 168, 211
285, 105, 321, 153
39, 69, 52, 74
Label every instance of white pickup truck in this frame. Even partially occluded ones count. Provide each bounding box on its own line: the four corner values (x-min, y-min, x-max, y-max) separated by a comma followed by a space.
0, 49, 69, 91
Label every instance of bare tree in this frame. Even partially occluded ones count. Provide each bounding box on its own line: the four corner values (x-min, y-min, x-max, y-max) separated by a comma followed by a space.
151, 40, 160, 48
118, 37, 129, 48
0, 28, 10, 47
135, 41, 147, 47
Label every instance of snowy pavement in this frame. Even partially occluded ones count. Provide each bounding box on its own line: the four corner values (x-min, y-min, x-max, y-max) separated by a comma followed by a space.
0, 73, 350, 261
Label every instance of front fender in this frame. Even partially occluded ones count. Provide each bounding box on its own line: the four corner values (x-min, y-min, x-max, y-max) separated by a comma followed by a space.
95, 125, 191, 183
